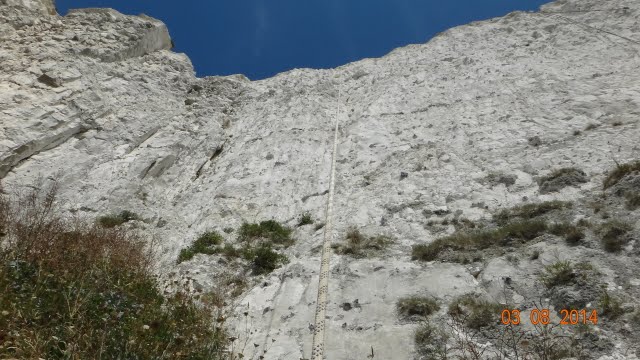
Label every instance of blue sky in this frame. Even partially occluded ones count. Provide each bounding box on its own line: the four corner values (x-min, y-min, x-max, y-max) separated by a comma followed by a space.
56, 0, 550, 80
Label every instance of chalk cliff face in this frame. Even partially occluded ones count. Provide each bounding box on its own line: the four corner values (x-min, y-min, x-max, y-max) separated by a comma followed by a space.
2, 0, 640, 359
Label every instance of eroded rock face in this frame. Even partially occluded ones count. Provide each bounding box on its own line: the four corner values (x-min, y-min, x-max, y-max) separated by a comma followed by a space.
1, 0, 640, 359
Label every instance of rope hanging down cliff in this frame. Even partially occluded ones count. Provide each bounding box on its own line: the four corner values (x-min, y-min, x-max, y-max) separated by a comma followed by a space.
310, 89, 341, 360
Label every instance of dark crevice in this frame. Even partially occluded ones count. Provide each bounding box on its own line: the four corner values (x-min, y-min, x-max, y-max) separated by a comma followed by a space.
301, 189, 329, 203
194, 143, 225, 180
139, 160, 156, 180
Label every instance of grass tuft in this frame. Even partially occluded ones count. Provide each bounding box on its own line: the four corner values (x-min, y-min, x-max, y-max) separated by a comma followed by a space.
412, 219, 547, 262
541, 261, 575, 288
447, 294, 501, 330
599, 289, 624, 319
493, 201, 571, 225
332, 228, 393, 258
548, 223, 585, 245
603, 161, 640, 189
597, 220, 632, 252
414, 322, 449, 358
397, 296, 440, 319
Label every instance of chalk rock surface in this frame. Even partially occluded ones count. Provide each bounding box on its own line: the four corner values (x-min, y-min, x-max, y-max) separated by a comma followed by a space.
1, 0, 640, 358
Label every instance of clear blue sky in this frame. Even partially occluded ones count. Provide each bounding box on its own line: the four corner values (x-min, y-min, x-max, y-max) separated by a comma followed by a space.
56, 0, 550, 80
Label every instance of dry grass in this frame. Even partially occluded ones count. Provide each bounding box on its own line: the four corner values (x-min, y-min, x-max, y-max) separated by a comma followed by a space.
597, 220, 632, 252
0, 184, 227, 359
493, 201, 571, 225
412, 219, 547, 262
447, 294, 501, 330
332, 228, 393, 258
603, 161, 640, 189
397, 296, 440, 319
548, 222, 585, 245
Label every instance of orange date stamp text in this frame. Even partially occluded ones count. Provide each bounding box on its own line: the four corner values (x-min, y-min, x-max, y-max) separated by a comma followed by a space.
500, 309, 598, 326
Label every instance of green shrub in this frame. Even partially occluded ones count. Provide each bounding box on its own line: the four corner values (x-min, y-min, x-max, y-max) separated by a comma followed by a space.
494, 201, 570, 225
238, 220, 293, 246
448, 294, 501, 329
97, 210, 139, 228
541, 261, 575, 288
412, 219, 547, 262
247, 245, 288, 275
0, 187, 227, 359
397, 296, 440, 319
177, 231, 224, 263
603, 161, 640, 189
174, 224, 290, 275
298, 212, 314, 226
333, 228, 392, 258
597, 220, 632, 252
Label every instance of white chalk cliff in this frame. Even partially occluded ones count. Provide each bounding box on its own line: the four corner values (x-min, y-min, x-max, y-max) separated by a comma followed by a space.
1, 0, 640, 358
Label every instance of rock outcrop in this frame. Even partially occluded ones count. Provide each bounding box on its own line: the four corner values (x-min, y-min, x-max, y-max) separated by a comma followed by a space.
1, 0, 640, 358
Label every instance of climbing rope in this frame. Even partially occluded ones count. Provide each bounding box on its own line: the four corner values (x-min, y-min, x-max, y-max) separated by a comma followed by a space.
310, 89, 341, 360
